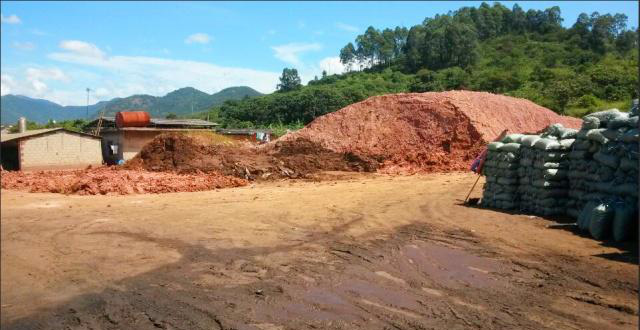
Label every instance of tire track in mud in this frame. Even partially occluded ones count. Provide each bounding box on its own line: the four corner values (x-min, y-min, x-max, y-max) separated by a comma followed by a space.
2, 174, 637, 330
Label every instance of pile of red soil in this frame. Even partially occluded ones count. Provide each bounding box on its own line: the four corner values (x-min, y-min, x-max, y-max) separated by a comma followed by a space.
278, 91, 582, 173
0, 167, 248, 195
127, 133, 378, 180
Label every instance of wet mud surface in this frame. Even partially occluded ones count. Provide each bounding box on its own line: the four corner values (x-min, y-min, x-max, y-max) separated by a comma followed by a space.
2, 173, 636, 329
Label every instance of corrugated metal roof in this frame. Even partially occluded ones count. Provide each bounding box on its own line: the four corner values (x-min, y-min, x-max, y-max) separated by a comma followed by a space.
151, 118, 218, 126
1, 128, 61, 142
88, 117, 218, 127
1, 128, 100, 143
216, 128, 272, 135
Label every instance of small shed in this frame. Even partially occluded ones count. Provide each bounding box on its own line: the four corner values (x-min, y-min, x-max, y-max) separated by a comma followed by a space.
1, 128, 102, 171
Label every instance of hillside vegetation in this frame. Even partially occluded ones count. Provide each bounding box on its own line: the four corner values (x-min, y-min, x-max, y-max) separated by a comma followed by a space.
201, 2, 637, 128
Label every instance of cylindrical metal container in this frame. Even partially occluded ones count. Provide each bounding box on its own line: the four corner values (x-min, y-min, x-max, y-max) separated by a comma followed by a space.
115, 111, 151, 128
18, 117, 27, 133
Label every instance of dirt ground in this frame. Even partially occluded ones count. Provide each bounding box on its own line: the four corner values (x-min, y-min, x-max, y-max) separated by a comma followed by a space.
1, 172, 637, 329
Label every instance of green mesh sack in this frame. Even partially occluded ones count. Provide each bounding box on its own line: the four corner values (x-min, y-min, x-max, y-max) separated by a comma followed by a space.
572, 139, 591, 151
502, 134, 524, 143
500, 143, 521, 153
621, 129, 639, 143
558, 127, 578, 139
559, 139, 575, 149
602, 128, 625, 141
488, 142, 504, 151
586, 129, 609, 145
607, 113, 631, 129
593, 151, 620, 169
585, 109, 623, 124
620, 157, 638, 172
578, 201, 599, 231
589, 202, 614, 240
534, 138, 562, 151
612, 202, 637, 242
582, 117, 600, 130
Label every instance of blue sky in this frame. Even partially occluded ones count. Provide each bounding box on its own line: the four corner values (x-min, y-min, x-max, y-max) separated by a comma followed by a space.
1, 1, 637, 105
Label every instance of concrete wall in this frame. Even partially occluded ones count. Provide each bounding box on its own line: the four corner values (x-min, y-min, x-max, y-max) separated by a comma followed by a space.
122, 130, 164, 161
20, 131, 102, 170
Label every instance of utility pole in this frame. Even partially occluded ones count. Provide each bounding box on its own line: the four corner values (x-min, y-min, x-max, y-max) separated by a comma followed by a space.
86, 88, 91, 119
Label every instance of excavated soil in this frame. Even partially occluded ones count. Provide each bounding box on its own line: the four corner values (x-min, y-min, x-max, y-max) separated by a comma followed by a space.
0, 167, 248, 195
127, 133, 379, 180
279, 91, 582, 173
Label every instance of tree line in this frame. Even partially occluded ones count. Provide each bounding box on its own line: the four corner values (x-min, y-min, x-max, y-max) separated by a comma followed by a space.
200, 2, 637, 128
339, 3, 635, 73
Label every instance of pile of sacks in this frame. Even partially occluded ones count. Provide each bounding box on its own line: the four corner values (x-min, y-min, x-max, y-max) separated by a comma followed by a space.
518, 125, 576, 217
480, 103, 638, 242
480, 136, 522, 210
568, 106, 638, 241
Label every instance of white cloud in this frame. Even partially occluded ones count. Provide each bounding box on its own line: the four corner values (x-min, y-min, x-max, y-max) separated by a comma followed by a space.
30, 29, 49, 36
1, 67, 71, 102
38, 40, 281, 105
12, 41, 36, 51
271, 42, 322, 66
1, 74, 15, 95
26, 67, 70, 83
93, 87, 110, 97
185, 33, 211, 44
59, 40, 105, 59
335, 22, 359, 33
318, 56, 346, 75
1, 14, 21, 24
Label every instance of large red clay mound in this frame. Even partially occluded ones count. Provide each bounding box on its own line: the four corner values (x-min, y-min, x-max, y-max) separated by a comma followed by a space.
278, 91, 582, 173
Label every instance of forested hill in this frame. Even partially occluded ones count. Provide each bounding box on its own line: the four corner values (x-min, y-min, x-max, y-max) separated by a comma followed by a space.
200, 2, 638, 129
1, 86, 262, 124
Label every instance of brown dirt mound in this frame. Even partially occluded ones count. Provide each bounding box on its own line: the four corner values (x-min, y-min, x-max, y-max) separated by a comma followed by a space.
127, 133, 378, 180
278, 91, 582, 173
0, 167, 248, 195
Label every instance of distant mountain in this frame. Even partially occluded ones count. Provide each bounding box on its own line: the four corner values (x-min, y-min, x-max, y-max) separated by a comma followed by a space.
0, 86, 263, 124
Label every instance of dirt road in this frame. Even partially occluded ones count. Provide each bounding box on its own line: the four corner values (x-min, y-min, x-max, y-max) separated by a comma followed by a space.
1, 173, 637, 329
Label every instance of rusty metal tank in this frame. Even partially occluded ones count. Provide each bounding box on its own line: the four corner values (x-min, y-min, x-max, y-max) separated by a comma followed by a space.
115, 111, 151, 128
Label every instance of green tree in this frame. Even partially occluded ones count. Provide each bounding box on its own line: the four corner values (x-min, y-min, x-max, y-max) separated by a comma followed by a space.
615, 30, 637, 53
339, 42, 356, 70
165, 113, 177, 119
277, 68, 302, 92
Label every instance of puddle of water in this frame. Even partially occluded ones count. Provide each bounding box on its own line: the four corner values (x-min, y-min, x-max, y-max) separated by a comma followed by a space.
337, 278, 422, 312
251, 323, 284, 330
374, 271, 406, 285
421, 287, 444, 297
468, 266, 489, 274
451, 297, 486, 311
360, 299, 420, 319
402, 242, 500, 288
303, 288, 350, 308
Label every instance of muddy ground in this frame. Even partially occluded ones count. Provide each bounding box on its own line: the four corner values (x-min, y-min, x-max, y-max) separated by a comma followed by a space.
1, 172, 637, 329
